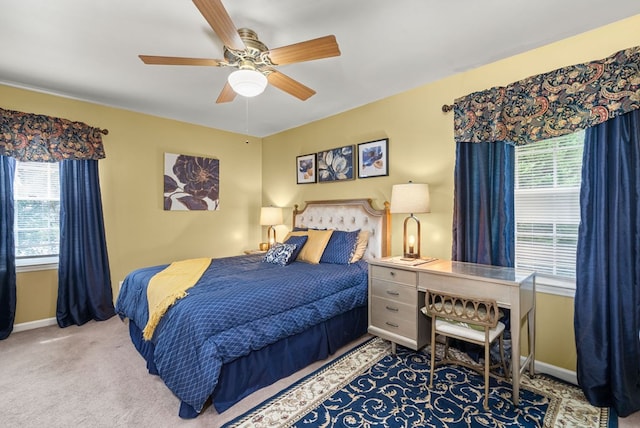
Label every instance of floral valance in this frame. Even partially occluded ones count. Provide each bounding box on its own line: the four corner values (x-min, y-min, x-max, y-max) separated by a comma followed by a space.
453, 45, 640, 145
0, 107, 107, 162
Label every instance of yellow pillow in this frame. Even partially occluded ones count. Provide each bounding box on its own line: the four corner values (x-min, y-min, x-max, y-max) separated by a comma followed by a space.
296, 229, 333, 264
350, 230, 370, 263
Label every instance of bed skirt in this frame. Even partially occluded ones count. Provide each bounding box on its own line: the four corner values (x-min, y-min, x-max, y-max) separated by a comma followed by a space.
127, 304, 368, 418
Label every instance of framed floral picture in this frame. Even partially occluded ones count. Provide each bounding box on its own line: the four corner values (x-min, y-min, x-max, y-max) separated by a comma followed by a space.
296, 153, 317, 184
357, 138, 389, 178
317, 145, 354, 182
164, 153, 220, 210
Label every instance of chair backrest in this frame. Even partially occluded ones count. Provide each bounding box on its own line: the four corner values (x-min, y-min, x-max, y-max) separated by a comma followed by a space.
425, 290, 500, 328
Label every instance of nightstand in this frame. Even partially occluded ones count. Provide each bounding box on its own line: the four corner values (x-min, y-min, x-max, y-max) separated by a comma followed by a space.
367, 257, 433, 354
243, 249, 267, 255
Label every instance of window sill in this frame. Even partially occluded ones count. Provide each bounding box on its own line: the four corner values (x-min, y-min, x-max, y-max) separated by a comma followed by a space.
535, 275, 575, 298
16, 257, 59, 273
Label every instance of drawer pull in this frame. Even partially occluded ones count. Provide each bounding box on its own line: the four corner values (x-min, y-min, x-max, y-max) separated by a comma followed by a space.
386, 290, 400, 296
389, 271, 396, 277
385, 321, 399, 328
385, 305, 399, 312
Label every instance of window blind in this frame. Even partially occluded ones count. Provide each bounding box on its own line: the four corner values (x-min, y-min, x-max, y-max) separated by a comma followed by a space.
514, 131, 584, 282
13, 161, 60, 258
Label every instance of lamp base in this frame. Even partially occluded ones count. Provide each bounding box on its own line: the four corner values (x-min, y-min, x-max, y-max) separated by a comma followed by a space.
401, 253, 419, 261
402, 215, 421, 261
266, 226, 277, 249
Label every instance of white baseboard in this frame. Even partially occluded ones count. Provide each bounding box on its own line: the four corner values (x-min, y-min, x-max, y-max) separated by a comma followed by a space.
13, 317, 57, 333
523, 356, 577, 385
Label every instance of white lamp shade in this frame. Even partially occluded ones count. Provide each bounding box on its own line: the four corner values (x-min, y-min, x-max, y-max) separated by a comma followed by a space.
228, 69, 268, 97
260, 206, 283, 226
390, 183, 430, 214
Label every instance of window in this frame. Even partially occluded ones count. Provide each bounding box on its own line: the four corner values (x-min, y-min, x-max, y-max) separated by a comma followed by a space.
13, 160, 60, 269
514, 130, 584, 295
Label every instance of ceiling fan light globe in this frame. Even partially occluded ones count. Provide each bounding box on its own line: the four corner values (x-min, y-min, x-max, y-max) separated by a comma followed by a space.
228, 69, 268, 97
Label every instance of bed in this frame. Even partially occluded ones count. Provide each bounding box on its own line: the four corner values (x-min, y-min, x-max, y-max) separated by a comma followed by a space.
115, 198, 390, 419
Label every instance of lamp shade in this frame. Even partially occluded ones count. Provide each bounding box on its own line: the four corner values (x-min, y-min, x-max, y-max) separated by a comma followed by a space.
390, 183, 430, 214
260, 206, 283, 226
228, 69, 268, 97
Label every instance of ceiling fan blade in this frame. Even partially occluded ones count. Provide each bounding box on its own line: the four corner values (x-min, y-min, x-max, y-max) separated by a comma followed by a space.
192, 0, 245, 51
267, 35, 340, 65
216, 81, 237, 103
267, 71, 316, 101
139, 55, 222, 66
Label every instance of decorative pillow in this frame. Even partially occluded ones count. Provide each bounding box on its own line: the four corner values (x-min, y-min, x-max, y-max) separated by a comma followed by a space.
320, 229, 360, 264
284, 230, 308, 241
283, 235, 308, 261
296, 229, 333, 264
349, 230, 370, 263
262, 243, 298, 266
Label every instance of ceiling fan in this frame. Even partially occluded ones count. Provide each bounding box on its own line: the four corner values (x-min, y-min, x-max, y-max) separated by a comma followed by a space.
139, 0, 341, 103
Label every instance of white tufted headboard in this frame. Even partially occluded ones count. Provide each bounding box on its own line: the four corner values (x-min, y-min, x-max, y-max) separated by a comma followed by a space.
292, 199, 390, 261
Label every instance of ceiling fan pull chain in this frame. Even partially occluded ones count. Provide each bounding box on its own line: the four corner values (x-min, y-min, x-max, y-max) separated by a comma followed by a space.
245, 98, 250, 143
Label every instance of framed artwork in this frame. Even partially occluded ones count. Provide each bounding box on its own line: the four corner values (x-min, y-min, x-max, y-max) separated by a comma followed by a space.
357, 138, 389, 178
296, 153, 317, 184
317, 145, 355, 182
164, 153, 220, 211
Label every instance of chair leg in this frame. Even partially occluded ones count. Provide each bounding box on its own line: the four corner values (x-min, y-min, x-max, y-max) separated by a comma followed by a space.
443, 336, 450, 360
499, 333, 509, 380
484, 337, 490, 410
430, 318, 437, 388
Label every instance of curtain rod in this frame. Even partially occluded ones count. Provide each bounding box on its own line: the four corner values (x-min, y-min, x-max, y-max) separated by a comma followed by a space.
442, 104, 453, 113
99, 128, 109, 135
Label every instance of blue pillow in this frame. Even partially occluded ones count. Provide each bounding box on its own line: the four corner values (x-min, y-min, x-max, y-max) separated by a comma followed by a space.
284, 235, 308, 261
320, 230, 359, 264
262, 243, 298, 266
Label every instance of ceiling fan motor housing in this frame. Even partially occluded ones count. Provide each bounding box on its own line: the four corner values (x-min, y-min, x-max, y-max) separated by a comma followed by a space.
223, 28, 270, 69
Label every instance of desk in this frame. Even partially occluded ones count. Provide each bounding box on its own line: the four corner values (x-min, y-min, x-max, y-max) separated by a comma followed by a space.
368, 257, 535, 406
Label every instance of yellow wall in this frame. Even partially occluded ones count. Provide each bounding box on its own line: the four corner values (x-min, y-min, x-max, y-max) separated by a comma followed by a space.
262, 14, 640, 371
2, 85, 263, 324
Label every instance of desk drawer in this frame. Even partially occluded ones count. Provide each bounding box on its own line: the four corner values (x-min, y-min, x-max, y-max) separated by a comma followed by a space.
370, 279, 415, 306
418, 272, 512, 304
370, 297, 416, 338
370, 265, 417, 285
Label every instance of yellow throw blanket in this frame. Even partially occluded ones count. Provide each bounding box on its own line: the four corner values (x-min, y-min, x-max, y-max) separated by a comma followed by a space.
142, 257, 212, 341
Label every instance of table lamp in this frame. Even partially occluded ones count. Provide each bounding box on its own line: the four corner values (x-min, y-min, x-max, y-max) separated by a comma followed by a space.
260, 206, 283, 249
390, 182, 430, 259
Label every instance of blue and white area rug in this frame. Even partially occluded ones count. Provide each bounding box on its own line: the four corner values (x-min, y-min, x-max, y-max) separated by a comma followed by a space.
223, 337, 613, 428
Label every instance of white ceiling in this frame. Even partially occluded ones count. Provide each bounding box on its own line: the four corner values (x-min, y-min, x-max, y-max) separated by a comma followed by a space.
1, 1, 639, 137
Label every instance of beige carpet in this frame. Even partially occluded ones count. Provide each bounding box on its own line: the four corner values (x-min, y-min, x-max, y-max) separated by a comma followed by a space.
1, 317, 639, 427
0, 317, 368, 428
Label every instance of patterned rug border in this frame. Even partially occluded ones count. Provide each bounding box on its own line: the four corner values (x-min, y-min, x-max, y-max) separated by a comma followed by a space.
223, 337, 613, 428
223, 337, 388, 428
520, 372, 612, 428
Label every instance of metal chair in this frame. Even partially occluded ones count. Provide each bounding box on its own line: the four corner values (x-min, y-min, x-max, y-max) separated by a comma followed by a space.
422, 290, 508, 409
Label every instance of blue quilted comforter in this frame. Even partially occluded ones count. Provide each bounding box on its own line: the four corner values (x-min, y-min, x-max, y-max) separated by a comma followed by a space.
115, 254, 368, 414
